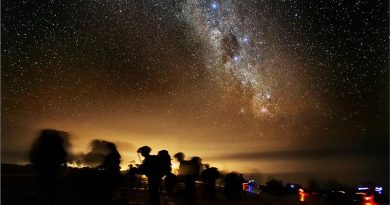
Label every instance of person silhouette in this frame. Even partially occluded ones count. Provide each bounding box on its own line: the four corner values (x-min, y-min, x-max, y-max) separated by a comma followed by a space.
200, 164, 220, 201
157, 150, 172, 194
137, 146, 161, 205
127, 164, 137, 190
165, 172, 177, 196
187, 157, 202, 205
29, 129, 69, 204
174, 152, 189, 176
157, 150, 172, 177
174, 153, 202, 205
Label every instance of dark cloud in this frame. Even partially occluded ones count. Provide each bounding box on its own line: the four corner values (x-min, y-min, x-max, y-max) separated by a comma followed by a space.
221, 33, 240, 63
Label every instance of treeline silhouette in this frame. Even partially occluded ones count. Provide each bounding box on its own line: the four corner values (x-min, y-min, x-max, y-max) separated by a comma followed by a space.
3, 129, 388, 205
2, 129, 247, 205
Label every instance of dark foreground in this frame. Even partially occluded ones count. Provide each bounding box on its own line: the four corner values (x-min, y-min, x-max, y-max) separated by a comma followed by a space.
2, 164, 388, 205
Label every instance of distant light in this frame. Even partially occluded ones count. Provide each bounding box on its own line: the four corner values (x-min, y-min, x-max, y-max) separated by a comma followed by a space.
290, 184, 295, 189
355, 192, 366, 195
358, 187, 369, 191
355, 192, 366, 196
299, 189, 305, 202
242, 183, 248, 191
364, 196, 372, 201
248, 184, 253, 192
375, 187, 383, 194
338, 190, 346, 194
211, 2, 218, 10
233, 55, 240, 62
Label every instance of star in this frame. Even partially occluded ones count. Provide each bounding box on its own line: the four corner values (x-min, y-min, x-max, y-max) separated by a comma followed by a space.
242, 36, 249, 44
260, 107, 268, 113
211, 2, 219, 10
232, 55, 240, 62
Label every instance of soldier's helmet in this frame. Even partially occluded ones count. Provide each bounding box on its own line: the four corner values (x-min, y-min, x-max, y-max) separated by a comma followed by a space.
137, 146, 152, 155
173, 152, 185, 161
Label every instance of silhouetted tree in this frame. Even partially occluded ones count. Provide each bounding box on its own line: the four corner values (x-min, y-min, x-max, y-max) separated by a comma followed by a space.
265, 179, 284, 194
29, 129, 69, 179
102, 141, 121, 173
29, 129, 70, 204
84, 140, 110, 167
308, 177, 320, 192
224, 172, 243, 200
91, 140, 122, 205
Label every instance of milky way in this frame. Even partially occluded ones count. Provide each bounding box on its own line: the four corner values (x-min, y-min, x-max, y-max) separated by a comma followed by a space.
179, 0, 277, 117
2, 0, 388, 186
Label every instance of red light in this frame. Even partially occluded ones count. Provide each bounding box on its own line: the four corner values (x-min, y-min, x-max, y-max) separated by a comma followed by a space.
364, 196, 372, 201
242, 183, 248, 191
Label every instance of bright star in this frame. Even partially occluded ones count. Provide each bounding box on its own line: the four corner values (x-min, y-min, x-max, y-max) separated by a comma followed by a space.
211, 2, 218, 10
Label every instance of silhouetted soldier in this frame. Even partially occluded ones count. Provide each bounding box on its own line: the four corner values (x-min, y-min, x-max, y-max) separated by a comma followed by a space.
174, 152, 203, 205
29, 129, 69, 204
157, 150, 172, 194
157, 150, 172, 177
200, 164, 220, 201
187, 157, 202, 205
137, 146, 161, 205
165, 172, 177, 196
174, 152, 190, 176
127, 164, 137, 190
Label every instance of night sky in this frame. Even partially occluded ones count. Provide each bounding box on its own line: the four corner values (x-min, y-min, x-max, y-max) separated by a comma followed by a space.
2, 0, 389, 186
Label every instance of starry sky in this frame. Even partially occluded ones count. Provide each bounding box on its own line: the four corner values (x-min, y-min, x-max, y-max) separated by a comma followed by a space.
2, 0, 389, 186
